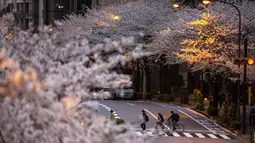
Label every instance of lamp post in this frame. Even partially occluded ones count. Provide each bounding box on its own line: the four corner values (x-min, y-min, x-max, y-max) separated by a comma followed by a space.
201, 0, 246, 134
173, 0, 245, 133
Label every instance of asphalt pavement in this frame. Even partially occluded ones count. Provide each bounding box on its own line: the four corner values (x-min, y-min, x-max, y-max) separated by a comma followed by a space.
94, 100, 245, 143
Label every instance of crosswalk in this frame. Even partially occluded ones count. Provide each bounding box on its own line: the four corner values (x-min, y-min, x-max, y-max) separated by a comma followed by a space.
134, 131, 234, 140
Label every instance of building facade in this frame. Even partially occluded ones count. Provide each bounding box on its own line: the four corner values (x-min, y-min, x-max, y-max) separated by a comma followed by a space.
5, 0, 127, 30
8, 0, 33, 30
43, 0, 133, 25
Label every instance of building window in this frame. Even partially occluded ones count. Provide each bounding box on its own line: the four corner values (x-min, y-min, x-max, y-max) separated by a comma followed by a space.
19, 3, 23, 12
29, 3, 32, 13
25, 19, 29, 30
29, 19, 33, 29
16, 3, 19, 12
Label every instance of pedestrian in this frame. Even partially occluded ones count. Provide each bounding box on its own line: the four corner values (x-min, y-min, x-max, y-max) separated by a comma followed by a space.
110, 110, 115, 121
141, 110, 149, 133
154, 113, 164, 132
249, 104, 255, 125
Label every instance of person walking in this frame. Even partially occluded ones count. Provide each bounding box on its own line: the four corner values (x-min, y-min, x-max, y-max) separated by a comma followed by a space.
141, 110, 149, 133
110, 110, 115, 121
249, 104, 255, 125
154, 113, 164, 134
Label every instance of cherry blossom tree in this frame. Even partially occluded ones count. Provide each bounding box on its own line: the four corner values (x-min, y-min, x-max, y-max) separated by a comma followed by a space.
55, 0, 179, 94
0, 48, 149, 143
56, 0, 175, 45
2, 27, 150, 97
155, 0, 255, 82
0, 4, 151, 142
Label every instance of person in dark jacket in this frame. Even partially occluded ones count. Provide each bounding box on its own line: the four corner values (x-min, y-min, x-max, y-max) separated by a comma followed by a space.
141, 110, 147, 132
168, 111, 179, 130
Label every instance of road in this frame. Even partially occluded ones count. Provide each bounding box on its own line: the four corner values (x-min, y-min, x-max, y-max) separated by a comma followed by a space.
95, 100, 244, 143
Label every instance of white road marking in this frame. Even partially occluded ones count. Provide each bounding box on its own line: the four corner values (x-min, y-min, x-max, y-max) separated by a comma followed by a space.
177, 110, 215, 134
184, 129, 210, 132
133, 131, 232, 140
135, 132, 143, 136
183, 133, 193, 138
195, 133, 206, 138
219, 134, 231, 139
98, 103, 120, 119
143, 109, 157, 119
172, 133, 181, 137
126, 103, 135, 106
185, 108, 206, 118
105, 108, 111, 111
152, 102, 167, 107
147, 132, 156, 136
208, 134, 218, 139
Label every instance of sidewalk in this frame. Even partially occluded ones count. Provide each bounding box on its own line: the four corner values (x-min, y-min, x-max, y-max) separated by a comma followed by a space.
173, 97, 253, 143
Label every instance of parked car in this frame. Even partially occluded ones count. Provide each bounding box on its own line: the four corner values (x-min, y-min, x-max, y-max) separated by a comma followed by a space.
82, 88, 112, 101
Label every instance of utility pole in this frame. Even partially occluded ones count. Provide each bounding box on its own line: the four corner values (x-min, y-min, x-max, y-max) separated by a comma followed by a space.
242, 38, 248, 134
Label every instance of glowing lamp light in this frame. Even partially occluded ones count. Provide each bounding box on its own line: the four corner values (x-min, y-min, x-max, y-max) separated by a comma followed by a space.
202, 0, 211, 5
80, 122, 84, 126
50, 28, 53, 32
172, 3, 180, 8
248, 58, 255, 65
204, 98, 208, 101
112, 15, 121, 21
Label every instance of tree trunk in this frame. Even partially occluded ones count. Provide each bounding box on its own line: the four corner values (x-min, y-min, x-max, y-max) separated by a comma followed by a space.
212, 80, 219, 108
143, 58, 150, 93
136, 60, 140, 92
159, 62, 163, 94
212, 75, 222, 109
132, 60, 136, 93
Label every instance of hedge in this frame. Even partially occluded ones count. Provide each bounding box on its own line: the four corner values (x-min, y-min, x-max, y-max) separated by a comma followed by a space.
116, 118, 125, 125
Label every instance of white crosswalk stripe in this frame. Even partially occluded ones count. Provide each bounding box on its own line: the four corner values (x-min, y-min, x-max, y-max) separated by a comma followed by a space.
134, 131, 233, 140
183, 133, 193, 138
195, 133, 206, 138
135, 132, 143, 136
208, 134, 218, 139
172, 133, 181, 137
219, 134, 231, 139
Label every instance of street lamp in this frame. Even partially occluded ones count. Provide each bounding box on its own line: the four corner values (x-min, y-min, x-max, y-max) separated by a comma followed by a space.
201, 0, 245, 134
172, 3, 181, 8
201, 0, 211, 5
173, 0, 245, 133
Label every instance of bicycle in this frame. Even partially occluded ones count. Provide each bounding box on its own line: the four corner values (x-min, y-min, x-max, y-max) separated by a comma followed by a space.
163, 120, 185, 133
